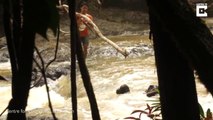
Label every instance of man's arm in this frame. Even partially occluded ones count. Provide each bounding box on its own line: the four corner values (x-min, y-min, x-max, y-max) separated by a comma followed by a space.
57, 4, 69, 13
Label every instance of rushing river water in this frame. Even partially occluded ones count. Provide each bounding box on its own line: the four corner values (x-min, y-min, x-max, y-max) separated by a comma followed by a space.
0, 35, 213, 120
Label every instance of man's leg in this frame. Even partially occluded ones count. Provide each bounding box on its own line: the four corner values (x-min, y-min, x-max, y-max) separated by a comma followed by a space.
83, 44, 88, 58
81, 37, 89, 59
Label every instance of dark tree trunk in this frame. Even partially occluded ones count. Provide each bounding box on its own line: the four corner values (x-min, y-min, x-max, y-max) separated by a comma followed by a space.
3, 0, 35, 119
7, 26, 35, 120
147, 0, 213, 95
68, 0, 101, 119
149, 13, 200, 119
0, 2, 4, 38
147, 0, 213, 119
68, 0, 78, 119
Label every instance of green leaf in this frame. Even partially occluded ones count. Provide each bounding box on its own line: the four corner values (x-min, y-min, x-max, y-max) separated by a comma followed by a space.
24, 0, 59, 39
152, 106, 161, 113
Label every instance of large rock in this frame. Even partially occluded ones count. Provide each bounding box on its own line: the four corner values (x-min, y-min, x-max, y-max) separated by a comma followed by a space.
0, 38, 9, 62
145, 85, 159, 97
46, 63, 70, 80
116, 84, 130, 94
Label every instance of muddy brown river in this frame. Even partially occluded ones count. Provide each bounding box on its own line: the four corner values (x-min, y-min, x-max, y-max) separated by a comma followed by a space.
0, 35, 212, 120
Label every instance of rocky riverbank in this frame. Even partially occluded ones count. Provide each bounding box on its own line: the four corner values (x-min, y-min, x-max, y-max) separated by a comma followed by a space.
59, 7, 149, 39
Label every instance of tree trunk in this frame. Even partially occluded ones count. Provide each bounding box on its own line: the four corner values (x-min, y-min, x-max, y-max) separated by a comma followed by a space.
68, 0, 101, 119
0, 2, 4, 38
68, 0, 78, 119
146, 0, 213, 119
149, 13, 200, 119
148, 0, 213, 94
4, 0, 35, 119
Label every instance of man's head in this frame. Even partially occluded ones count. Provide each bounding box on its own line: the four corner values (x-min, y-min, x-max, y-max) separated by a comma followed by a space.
80, 2, 88, 14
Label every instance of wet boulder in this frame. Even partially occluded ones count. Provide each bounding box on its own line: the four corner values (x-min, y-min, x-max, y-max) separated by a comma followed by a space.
46, 64, 70, 80
145, 85, 158, 97
0, 40, 9, 63
116, 84, 130, 94
0, 52, 9, 62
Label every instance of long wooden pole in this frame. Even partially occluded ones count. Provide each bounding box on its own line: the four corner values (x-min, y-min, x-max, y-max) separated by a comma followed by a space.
57, 5, 130, 57
76, 12, 129, 57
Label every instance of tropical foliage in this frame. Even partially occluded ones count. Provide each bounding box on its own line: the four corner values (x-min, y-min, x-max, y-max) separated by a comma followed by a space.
125, 88, 212, 120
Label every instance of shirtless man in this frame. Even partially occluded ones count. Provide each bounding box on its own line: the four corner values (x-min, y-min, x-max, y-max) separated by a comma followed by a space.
76, 2, 93, 59
57, 1, 93, 59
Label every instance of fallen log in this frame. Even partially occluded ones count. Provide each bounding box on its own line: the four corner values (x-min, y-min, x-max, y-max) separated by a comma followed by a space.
76, 12, 130, 57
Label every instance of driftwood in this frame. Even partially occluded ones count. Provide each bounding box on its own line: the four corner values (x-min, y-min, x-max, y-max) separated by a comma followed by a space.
76, 12, 130, 57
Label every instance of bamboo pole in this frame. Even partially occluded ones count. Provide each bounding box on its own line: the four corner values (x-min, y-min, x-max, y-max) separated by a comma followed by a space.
76, 12, 130, 57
